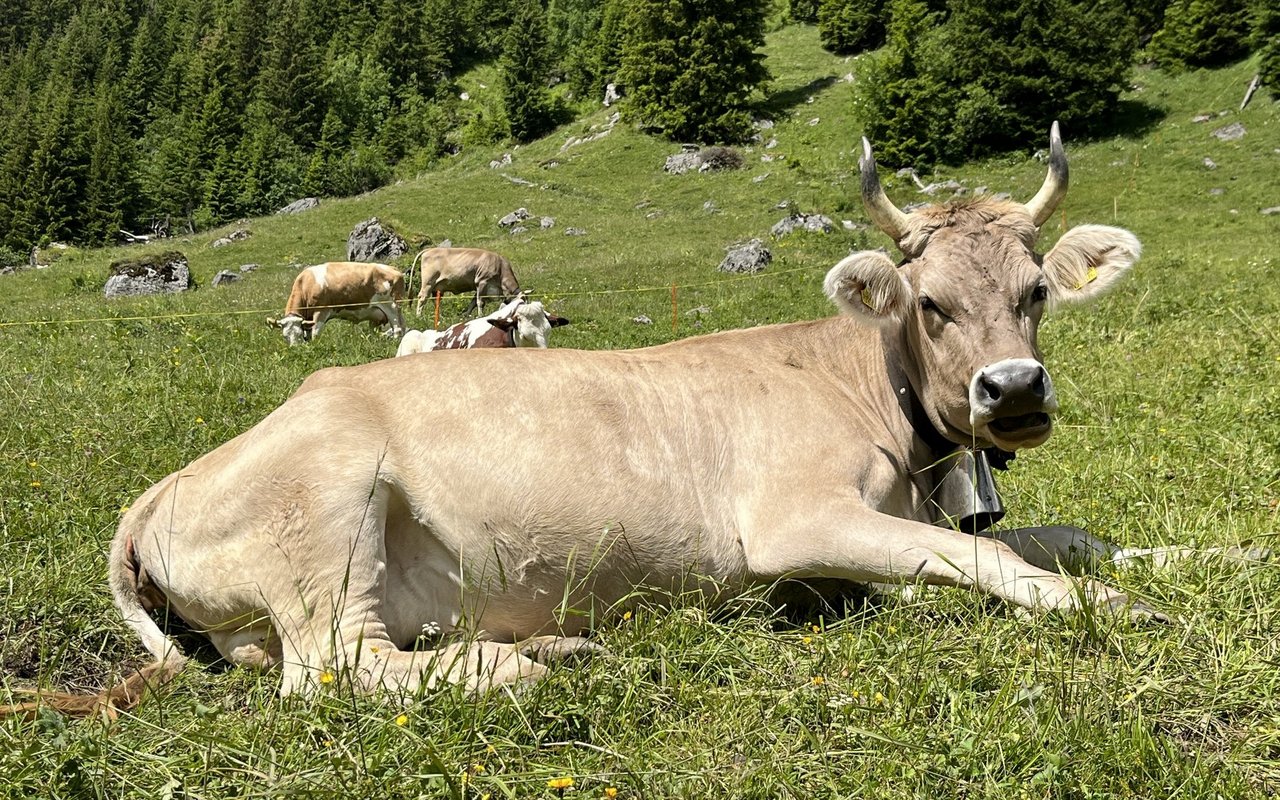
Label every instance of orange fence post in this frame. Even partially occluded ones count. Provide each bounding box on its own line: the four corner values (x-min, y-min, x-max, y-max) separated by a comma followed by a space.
671, 283, 678, 334
434, 290, 442, 330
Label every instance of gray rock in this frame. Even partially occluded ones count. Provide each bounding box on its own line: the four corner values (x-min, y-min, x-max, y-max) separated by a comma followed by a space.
276, 197, 319, 215
212, 270, 241, 286
771, 212, 835, 237
921, 179, 963, 196
1203, 157, 1217, 170
633, 315, 653, 325
104, 251, 193, 298
565, 227, 588, 236
509, 226, 528, 235
489, 152, 513, 169
540, 216, 555, 229
1209, 188, 1225, 196
719, 239, 772, 274
992, 192, 1012, 201
807, 117, 820, 126
504, 175, 535, 186
1192, 114, 1212, 123
1212, 122, 1246, 142
753, 173, 770, 183
664, 147, 702, 174
347, 217, 407, 262
842, 220, 865, 231
438, 239, 452, 249
239, 263, 259, 272
210, 228, 251, 248
753, 118, 775, 130
1262, 207, 1280, 215
760, 154, 775, 163
684, 305, 712, 317
703, 200, 720, 213
765, 137, 778, 150
603, 83, 622, 106
498, 208, 531, 227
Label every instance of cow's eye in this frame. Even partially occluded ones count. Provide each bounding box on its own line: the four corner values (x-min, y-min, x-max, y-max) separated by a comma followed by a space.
919, 295, 948, 318
1030, 284, 1049, 304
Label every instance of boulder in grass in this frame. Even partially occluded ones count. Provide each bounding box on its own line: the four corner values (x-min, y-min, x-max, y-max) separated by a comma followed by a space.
276, 197, 319, 215
718, 239, 771, 274
104, 251, 193, 297
771, 212, 834, 237
499, 208, 531, 227
212, 270, 241, 286
347, 217, 407, 262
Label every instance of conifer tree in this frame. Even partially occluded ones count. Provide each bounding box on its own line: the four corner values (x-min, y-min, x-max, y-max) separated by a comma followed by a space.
817, 0, 886, 55
499, 0, 555, 142
1150, 0, 1251, 70
618, 0, 770, 143
82, 70, 138, 242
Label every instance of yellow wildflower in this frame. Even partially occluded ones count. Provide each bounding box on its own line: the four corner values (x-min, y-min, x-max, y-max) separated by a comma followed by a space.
318, 671, 335, 685
811, 624, 820, 633
460, 771, 470, 786
472, 764, 485, 774
195, 417, 205, 425
801, 636, 812, 645
605, 789, 618, 798
547, 777, 575, 790
811, 676, 826, 686
873, 691, 885, 704
30, 481, 41, 488
395, 714, 408, 726
27, 461, 37, 468
120, 505, 130, 514
622, 610, 632, 622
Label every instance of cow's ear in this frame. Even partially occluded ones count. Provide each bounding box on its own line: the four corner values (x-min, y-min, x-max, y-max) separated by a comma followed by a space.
824, 250, 910, 324
1041, 225, 1140, 305
488, 316, 518, 331
548, 314, 571, 328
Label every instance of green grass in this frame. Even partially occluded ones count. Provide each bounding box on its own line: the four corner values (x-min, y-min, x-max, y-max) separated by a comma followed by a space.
3, 25, 1279, 797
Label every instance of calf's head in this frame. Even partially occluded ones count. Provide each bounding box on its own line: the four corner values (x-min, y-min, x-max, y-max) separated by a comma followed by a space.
266, 314, 309, 346
825, 123, 1140, 451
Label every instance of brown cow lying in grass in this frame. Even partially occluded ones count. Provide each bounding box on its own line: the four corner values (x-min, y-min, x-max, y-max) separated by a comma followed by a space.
6, 124, 1177, 721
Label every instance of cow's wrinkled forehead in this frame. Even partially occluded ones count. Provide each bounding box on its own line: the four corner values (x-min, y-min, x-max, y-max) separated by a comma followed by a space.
897, 199, 1039, 259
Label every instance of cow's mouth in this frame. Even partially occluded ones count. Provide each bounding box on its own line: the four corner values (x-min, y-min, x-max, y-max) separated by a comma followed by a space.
989, 412, 1052, 439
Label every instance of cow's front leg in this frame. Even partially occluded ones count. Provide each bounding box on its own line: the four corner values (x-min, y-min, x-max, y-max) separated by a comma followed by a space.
744, 499, 1160, 621
309, 310, 332, 340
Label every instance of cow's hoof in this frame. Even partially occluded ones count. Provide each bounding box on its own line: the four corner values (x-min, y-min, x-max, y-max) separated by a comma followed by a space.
1106, 596, 1173, 625
518, 636, 608, 665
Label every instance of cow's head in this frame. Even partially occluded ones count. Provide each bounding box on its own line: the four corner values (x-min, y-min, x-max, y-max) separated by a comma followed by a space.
487, 301, 569, 348
266, 314, 309, 346
825, 123, 1140, 451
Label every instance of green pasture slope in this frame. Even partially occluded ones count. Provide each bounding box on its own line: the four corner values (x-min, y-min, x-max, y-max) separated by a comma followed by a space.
3, 24, 1279, 798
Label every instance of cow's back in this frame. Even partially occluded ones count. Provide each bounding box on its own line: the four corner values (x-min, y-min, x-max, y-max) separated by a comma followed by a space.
286, 262, 403, 318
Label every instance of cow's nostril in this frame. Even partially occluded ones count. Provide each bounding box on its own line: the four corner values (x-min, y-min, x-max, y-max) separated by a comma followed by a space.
1031, 369, 1046, 398
979, 375, 1002, 403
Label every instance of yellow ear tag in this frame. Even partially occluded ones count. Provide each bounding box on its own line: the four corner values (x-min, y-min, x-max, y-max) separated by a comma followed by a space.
1072, 266, 1099, 291
861, 287, 875, 312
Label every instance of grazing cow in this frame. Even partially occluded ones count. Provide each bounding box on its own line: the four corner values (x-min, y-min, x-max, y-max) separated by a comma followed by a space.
6, 124, 1158, 719
396, 296, 570, 356
268, 262, 406, 345
410, 247, 520, 316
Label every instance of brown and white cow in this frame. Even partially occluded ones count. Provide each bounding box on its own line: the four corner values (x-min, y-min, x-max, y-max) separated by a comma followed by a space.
396, 295, 570, 356
6, 125, 1157, 718
410, 247, 520, 316
268, 261, 406, 345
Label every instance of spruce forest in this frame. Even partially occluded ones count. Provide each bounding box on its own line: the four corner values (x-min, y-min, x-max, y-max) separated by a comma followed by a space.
0, 0, 1275, 257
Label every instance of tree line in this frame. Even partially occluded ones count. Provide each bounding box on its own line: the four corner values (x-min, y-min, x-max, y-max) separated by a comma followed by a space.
1, 0, 1275, 258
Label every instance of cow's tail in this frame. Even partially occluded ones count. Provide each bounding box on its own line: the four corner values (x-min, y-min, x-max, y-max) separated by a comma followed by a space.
406, 248, 427, 303
0, 515, 187, 721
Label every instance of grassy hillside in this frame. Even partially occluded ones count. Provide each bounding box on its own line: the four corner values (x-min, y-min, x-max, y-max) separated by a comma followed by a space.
2, 24, 1278, 797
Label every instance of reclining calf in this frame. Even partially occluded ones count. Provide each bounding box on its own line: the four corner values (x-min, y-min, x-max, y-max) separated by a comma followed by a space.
396, 295, 570, 356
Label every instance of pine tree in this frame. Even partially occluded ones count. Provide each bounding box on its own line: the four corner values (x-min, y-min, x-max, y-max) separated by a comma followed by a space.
372, 0, 427, 98
82, 58, 138, 242
619, 0, 770, 143
1255, 0, 1280, 95
817, 0, 886, 55
22, 79, 87, 244
499, 0, 555, 142
1150, 0, 1251, 71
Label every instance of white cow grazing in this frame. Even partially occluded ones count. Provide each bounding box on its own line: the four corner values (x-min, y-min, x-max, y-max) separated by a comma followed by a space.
268, 261, 406, 345
396, 297, 570, 356
5, 125, 1169, 720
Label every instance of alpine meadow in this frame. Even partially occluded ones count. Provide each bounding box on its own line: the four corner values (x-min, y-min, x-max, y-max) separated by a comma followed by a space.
2, 8, 1280, 800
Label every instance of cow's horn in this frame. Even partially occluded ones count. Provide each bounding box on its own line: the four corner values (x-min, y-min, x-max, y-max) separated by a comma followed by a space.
859, 137, 910, 243
1023, 121, 1069, 227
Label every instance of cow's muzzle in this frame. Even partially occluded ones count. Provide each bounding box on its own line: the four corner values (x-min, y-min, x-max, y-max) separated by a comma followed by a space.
969, 358, 1057, 447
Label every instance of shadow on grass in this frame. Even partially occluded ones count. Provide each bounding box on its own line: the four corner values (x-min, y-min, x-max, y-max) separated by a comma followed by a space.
1092, 98, 1166, 141
760, 75, 841, 119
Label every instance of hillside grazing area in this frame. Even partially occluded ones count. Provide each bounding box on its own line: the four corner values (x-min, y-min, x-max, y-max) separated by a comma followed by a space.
3, 24, 1279, 798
